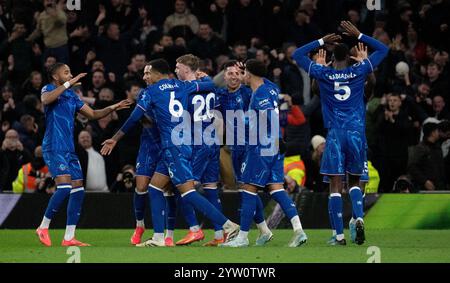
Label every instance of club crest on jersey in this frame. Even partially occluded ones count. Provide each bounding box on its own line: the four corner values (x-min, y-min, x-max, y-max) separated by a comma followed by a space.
58, 164, 67, 171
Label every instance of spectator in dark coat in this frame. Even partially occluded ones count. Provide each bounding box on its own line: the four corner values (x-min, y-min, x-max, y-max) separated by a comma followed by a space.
0, 129, 32, 192
426, 62, 448, 99
374, 93, 414, 192
432, 95, 450, 120
14, 114, 41, 153
0, 22, 36, 88
227, 0, 263, 45
286, 9, 321, 47
188, 23, 229, 60
1, 85, 18, 124
408, 122, 446, 191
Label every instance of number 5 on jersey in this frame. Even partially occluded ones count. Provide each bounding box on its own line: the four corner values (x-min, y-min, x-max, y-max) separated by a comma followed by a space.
334, 82, 351, 101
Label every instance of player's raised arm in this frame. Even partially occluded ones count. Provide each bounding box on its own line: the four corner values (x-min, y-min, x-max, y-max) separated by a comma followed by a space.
41, 72, 87, 105
341, 21, 389, 70
292, 34, 341, 77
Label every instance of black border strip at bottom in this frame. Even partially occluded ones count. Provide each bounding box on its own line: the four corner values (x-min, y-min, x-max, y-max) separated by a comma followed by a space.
0, 263, 447, 281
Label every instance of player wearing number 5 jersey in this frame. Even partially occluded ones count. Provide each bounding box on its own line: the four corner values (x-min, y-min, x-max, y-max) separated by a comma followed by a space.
293, 21, 388, 245
129, 59, 239, 247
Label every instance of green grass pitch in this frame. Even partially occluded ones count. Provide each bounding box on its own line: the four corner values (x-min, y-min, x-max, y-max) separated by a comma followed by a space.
1, 229, 450, 263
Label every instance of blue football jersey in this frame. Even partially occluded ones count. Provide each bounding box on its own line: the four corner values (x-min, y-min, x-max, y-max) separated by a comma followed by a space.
136, 89, 161, 144
137, 78, 215, 149
293, 33, 389, 131
248, 80, 281, 149
216, 85, 252, 147
187, 79, 218, 145
41, 84, 85, 152
308, 62, 370, 130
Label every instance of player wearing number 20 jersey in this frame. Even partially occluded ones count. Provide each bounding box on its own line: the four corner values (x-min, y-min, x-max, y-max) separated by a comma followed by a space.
138, 77, 215, 185
188, 84, 220, 185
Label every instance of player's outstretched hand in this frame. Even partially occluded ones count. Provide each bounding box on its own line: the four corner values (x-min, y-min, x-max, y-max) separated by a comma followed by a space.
350, 42, 368, 62
69, 73, 87, 86
315, 49, 332, 66
322, 33, 341, 45
114, 99, 133, 111
101, 139, 117, 155
340, 21, 361, 38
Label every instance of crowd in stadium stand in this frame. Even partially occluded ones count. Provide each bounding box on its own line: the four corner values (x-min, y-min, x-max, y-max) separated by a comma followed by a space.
0, 0, 449, 194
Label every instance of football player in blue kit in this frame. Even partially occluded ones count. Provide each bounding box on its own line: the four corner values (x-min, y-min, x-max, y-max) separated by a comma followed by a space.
293, 21, 388, 245
36, 63, 131, 247
104, 59, 240, 247
221, 60, 307, 248
314, 46, 373, 245
100, 77, 163, 246
216, 60, 274, 246
162, 54, 224, 247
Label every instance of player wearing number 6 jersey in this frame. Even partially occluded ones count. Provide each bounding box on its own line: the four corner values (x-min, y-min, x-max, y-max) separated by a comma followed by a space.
123, 59, 239, 247
293, 21, 388, 245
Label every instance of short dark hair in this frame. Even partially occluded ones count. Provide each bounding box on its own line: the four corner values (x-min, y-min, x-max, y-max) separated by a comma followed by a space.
428, 61, 442, 71
20, 114, 34, 124
147, 59, 171, 75
389, 92, 401, 98
333, 43, 350, 61
1, 84, 14, 93
296, 9, 309, 16
233, 41, 247, 48
245, 59, 267, 77
47, 62, 66, 82
92, 69, 106, 77
23, 94, 39, 109
423, 122, 439, 139
222, 60, 238, 71
438, 120, 450, 133
125, 81, 142, 92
